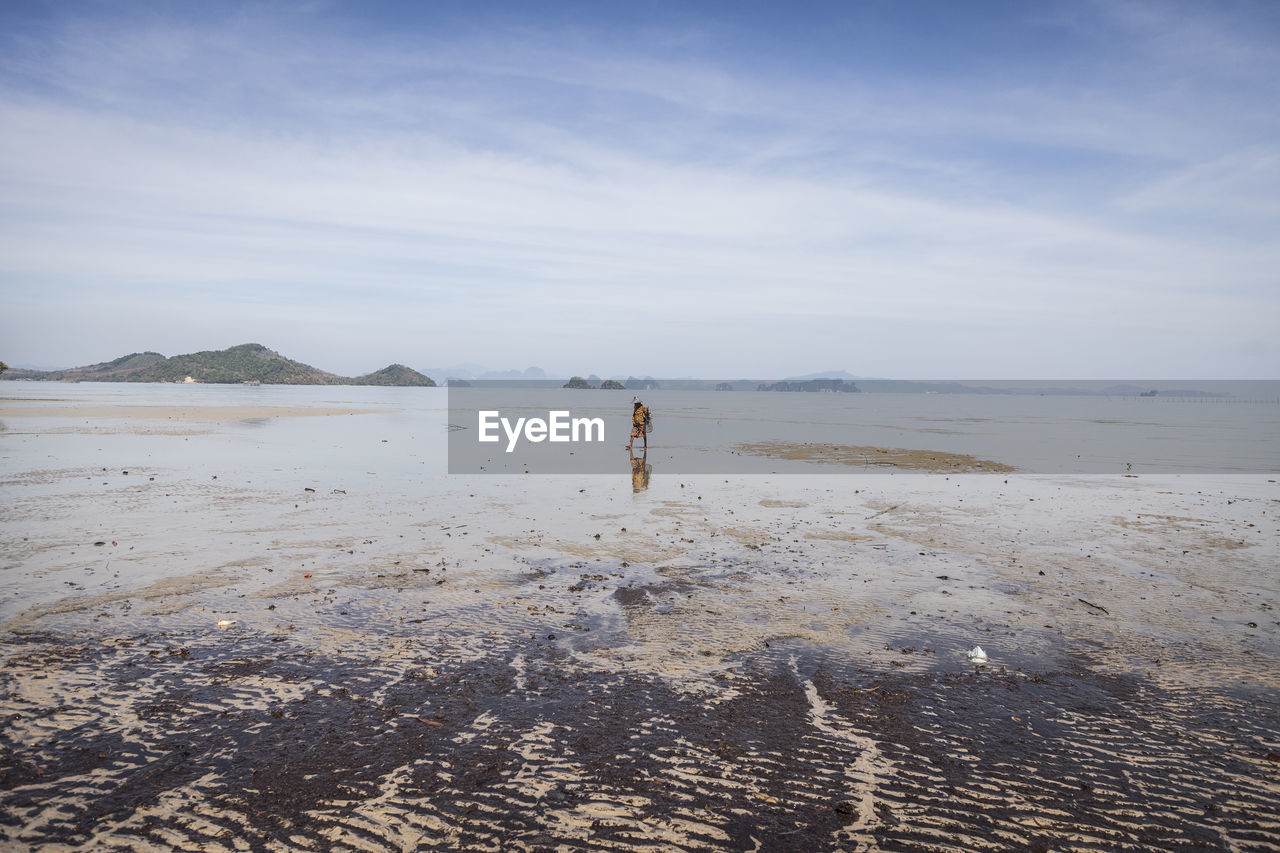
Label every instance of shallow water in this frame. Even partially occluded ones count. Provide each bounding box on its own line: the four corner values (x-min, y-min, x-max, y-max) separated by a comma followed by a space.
447, 382, 1280, 474
5, 381, 1279, 475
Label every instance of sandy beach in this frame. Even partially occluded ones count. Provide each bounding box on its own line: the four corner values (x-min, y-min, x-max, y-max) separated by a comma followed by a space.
1, 392, 1277, 851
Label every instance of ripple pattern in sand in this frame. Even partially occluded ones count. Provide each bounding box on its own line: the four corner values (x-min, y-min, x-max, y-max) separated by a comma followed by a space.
3, 629, 1278, 852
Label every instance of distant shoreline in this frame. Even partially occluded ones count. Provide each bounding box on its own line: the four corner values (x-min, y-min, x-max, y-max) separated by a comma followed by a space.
4, 376, 1269, 398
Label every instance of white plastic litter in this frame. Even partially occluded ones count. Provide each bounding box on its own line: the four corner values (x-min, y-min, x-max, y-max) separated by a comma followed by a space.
217, 620, 237, 629
967, 646, 988, 665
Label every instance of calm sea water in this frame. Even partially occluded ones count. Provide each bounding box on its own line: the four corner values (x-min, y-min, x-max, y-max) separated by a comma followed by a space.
2, 381, 1277, 476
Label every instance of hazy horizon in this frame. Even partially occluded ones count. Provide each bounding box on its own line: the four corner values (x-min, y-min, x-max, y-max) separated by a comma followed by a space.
10, 342, 1279, 389
2, 1, 1278, 379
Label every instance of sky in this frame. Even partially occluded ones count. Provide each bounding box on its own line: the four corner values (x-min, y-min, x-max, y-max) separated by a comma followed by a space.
0, 0, 1277, 379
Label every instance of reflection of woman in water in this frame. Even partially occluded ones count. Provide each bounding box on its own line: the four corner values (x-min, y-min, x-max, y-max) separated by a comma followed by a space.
626, 396, 650, 452
629, 448, 651, 492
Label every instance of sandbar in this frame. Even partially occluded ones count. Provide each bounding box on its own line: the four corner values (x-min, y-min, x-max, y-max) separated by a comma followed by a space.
737, 439, 1017, 472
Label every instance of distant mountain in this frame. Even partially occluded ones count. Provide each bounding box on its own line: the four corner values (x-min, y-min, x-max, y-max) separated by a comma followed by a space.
479, 366, 548, 381
420, 363, 489, 381
786, 370, 883, 380
3, 350, 168, 382
2, 344, 437, 386
422, 364, 552, 381
758, 379, 860, 392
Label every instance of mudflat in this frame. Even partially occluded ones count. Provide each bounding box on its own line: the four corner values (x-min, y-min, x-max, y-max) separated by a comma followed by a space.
1, 395, 1277, 851
737, 439, 1017, 473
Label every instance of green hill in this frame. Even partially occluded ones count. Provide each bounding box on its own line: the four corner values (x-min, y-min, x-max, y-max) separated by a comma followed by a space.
2, 344, 438, 386
352, 364, 436, 386
131, 344, 342, 384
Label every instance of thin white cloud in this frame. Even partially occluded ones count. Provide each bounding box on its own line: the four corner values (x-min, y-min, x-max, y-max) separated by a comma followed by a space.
0, 2, 1276, 377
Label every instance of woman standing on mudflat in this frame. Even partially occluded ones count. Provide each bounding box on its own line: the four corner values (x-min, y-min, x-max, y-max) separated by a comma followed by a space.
626, 396, 650, 452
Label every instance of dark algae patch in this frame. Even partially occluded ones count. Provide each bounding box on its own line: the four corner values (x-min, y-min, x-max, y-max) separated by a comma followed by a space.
3, 629, 1277, 851
812, 661, 1280, 851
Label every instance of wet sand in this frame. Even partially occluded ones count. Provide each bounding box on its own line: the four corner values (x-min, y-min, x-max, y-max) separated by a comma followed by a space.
0, 403, 377, 422
1, 401, 1278, 850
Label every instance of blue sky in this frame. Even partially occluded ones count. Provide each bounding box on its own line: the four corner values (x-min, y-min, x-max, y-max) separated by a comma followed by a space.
1, 0, 1277, 378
